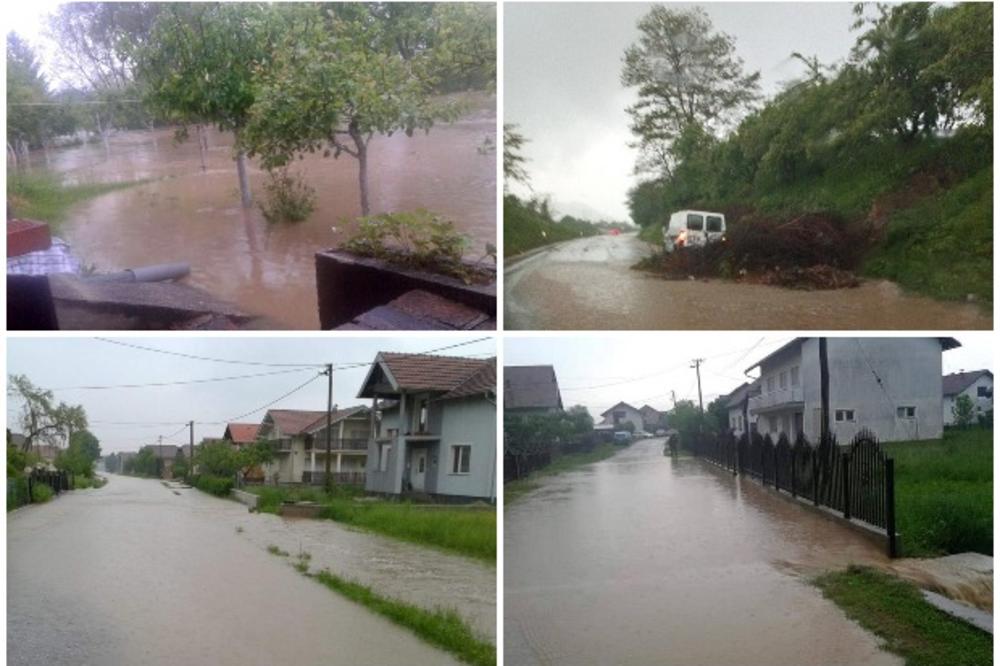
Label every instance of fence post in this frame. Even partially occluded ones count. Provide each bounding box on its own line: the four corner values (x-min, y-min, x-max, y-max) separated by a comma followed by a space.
812, 450, 819, 506
842, 452, 851, 520
790, 446, 797, 499
774, 445, 780, 491
885, 458, 897, 558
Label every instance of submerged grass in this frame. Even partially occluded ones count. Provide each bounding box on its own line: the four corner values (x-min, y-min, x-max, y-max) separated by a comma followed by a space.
246, 485, 495, 563
7, 171, 147, 229
505, 442, 620, 504
815, 565, 991, 666
883, 428, 992, 557
311, 570, 494, 666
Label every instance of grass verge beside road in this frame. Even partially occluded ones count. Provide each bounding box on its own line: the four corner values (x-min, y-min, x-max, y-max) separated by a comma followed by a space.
8, 171, 146, 228
312, 569, 495, 666
505, 442, 620, 504
884, 428, 992, 557
815, 566, 991, 666
245, 485, 495, 563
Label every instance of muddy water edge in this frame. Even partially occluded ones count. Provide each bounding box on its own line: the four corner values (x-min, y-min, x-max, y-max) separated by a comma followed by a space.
40, 94, 496, 329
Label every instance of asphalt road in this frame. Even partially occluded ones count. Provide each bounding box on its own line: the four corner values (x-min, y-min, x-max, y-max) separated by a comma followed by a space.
7, 475, 463, 666
503, 233, 991, 330
505, 438, 903, 666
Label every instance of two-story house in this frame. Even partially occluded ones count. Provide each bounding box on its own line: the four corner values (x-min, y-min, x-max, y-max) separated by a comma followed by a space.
359, 353, 497, 502
598, 401, 644, 432
504, 365, 564, 415
639, 405, 668, 432
725, 382, 759, 436
257, 407, 370, 485
745, 337, 959, 443
942, 370, 993, 425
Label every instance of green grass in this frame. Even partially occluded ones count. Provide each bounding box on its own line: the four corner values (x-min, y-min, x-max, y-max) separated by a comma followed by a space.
505, 442, 620, 504
246, 485, 496, 563
266, 544, 290, 557
503, 194, 602, 258
883, 429, 992, 557
312, 569, 495, 666
815, 565, 991, 666
864, 166, 993, 304
7, 171, 147, 229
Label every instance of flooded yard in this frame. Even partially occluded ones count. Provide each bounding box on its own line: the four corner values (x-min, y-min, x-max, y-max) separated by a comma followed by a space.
32, 97, 496, 329
504, 438, 902, 666
7, 475, 477, 665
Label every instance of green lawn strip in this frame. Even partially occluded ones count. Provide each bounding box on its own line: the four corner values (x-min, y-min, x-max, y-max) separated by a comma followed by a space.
815, 566, 992, 666
311, 569, 495, 666
245, 485, 496, 563
8, 171, 148, 228
505, 442, 620, 504
883, 429, 992, 557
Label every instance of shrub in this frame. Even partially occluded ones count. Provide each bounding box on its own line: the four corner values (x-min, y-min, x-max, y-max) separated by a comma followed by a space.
194, 474, 234, 497
31, 482, 54, 503
259, 168, 316, 223
341, 209, 492, 284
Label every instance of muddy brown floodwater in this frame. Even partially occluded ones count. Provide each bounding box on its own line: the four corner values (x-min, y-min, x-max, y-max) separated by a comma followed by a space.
36, 95, 495, 329
504, 438, 903, 666
7, 475, 476, 666
504, 233, 992, 330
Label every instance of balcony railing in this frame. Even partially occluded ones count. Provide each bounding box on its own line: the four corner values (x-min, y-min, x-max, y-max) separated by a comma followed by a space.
304, 438, 369, 452
748, 386, 804, 413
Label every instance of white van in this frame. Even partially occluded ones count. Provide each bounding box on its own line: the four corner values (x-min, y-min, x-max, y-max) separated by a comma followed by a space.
662, 210, 726, 252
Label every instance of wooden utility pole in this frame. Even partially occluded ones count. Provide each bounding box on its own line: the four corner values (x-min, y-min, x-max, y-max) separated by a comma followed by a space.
324, 364, 333, 492
819, 338, 830, 441
691, 358, 705, 414
189, 421, 194, 479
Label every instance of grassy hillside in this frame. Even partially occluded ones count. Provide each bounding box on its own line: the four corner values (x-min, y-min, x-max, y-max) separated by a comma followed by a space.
504, 194, 602, 258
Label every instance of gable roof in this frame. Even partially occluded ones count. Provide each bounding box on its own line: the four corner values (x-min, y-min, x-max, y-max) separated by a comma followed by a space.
303, 405, 371, 433
943, 370, 993, 396
725, 383, 751, 409
601, 401, 640, 417
358, 352, 492, 397
441, 358, 496, 401
639, 405, 664, 419
504, 365, 563, 411
265, 410, 328, 436
224, 423, 260, 444
746, 337, 962, 373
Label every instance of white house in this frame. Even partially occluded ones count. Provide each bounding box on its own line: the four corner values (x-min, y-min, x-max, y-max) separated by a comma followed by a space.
725, 383, 759, 436
598, 402, 645, 432
744, 337, 959, 443
257, 407, 370, 485
942, 370, 993, 425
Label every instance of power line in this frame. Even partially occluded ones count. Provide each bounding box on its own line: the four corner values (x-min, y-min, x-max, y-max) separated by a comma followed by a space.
94, 338, 326, 368
220, 372, 325, 423
45, 367, 313, 391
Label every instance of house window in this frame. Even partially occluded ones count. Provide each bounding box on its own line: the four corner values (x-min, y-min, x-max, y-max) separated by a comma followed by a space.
790, 366, 800, 387
417, 456, 426, 473
977, 386, 990, 398
897, 406, 916, 419
379, 444, 392, 472
835, 409, 856, 423
779, 371, 787, 390
451, 445, 471, 474
766, 377, 775, 393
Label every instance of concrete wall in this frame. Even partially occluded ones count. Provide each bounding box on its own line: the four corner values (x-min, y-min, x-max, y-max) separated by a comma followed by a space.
433, 396, 497, 501
943, 375, 993, 425
800, 338, 944, 443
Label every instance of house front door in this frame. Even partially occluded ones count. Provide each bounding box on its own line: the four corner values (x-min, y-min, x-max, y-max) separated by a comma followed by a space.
410, 448, 427, 491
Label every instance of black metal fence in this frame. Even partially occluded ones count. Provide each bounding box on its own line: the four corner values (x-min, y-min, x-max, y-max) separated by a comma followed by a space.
7, 469, 72, 509
692, 429, 897, 557
504, 431, 602, 482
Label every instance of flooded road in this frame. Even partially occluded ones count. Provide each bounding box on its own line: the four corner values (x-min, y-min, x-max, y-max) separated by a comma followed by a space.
504, 233, 992, 330
39, 96, 495, 328
7, 475, 466, 666
504, 438, 902, 666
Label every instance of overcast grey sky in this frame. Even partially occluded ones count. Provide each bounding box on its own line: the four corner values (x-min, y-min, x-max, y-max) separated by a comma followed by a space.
505, 2, 859, 221
7, 336, 495, 453
504, 334, 994, 420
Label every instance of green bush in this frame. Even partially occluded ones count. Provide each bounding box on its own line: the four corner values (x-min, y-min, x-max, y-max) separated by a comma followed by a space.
259, 168, 316, 223
195, 475, 234, 497
31, 482, 54, 503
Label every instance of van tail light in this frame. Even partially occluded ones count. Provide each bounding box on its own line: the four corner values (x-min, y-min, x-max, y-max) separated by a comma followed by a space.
677, 230, 687, 247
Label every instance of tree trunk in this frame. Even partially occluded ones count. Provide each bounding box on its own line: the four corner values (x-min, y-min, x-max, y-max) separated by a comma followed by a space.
234, 131, 252, 208
348, 123, 370, 216
197, 125, 207, 171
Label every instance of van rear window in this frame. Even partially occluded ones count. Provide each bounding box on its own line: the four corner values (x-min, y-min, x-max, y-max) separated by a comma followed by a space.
707, 216, 723, 232
686, 214, 704, 230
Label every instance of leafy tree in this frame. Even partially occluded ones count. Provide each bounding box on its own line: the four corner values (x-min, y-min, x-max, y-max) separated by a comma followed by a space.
195, 440, 240, 478
621, 6, 761, 176
238, 439, 274, 478
126, 448, 159, 477
134, 3, 278, 207
667, 400, 704, 449
952, 394, 976, 429
7, 375, 88, 452
243, 3, 468, 215
5, 33, 72, 162
706, 395, 730, 434
503, 124, 529, 189
171, 452, 189, 480
56, 430, 101, 480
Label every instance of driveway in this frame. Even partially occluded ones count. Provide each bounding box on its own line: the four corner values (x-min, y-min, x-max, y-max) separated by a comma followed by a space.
8, 475, 464, 666
504, 438, 903, 666
503, 233, 991, 330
